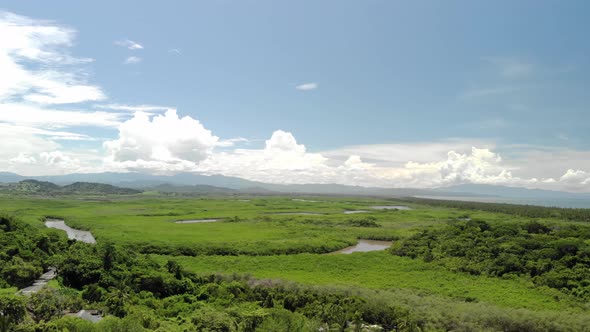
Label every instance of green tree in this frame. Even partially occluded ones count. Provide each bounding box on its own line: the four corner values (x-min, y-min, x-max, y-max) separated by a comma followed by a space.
0, 295, 27, 332
29, 288, 66, 322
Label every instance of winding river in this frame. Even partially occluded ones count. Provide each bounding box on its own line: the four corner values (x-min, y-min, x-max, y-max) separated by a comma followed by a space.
175, 219, 221, 224
331, 239, 393, 254
45, 219, 96, 244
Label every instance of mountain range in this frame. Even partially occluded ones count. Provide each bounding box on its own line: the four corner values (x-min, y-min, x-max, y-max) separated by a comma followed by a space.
0, 171, 589, 203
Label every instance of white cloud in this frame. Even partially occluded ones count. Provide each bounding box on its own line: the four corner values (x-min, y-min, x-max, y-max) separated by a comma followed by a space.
7, 150, 105, 176
115, 39, 143, 50
94, 103, 172, 113
198, 132, 590, 191
0, 123, 93, 141
124, 56, 141, 64
265, 130, 305, 153
0, 103, 123, 128
216, 137, 250, 148
0, 11, 105, 104
321, 140, 495, 166
0, 125, 58, 155
197, 130, 330, 183
104, 110, 219, 171
168, 48, 181, 54
2, 101, 589, 192
560, 169, 590, 185
196, 133, 509, 188
0, 126, 64, 175
295, 82, 318, 91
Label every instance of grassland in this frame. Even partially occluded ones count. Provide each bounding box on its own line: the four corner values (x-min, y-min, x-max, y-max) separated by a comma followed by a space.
0, 195, 450, 255
151, 252, 578, 311
1, 193, 589, 318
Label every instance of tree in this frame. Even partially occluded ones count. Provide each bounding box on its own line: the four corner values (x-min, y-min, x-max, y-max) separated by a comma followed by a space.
105, 284, 131, 318
166, 260, 183, 280
29, 288, 66, 322
0, 295, 26, 332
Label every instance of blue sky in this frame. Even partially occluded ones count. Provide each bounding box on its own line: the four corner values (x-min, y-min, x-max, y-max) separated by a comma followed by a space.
1, 1, 590, 191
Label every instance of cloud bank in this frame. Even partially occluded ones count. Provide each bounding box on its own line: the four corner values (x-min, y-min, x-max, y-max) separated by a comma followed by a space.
97, 111, 590, 192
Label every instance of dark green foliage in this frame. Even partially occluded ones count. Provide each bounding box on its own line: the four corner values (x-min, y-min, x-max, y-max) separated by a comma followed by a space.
347, 216, 381, 227
256, 308, 316, 331
191, 307, 237, 331
392, 219, 590, 300
0, 295, 26, 332
29, 288, 66, 322
82, 284, 106, 303
0, 215, 66, 289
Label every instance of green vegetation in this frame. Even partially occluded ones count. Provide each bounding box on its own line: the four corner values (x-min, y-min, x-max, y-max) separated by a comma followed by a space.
0, 215, 65, 289
1, 193, 590, 330
391, 219, 590, 300
0, 180, 140, 196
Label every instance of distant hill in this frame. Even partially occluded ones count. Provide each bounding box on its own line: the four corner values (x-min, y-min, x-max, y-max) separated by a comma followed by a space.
61, 182, 141, 195
0, 172, 445, 196
1, 179, 140, 195
9, 179, 61, 193
0, 172, 24, 183
0, 172, 589, 202
148, 184, 239, 194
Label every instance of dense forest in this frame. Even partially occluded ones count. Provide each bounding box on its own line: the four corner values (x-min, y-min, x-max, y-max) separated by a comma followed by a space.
391, 218, 590, 300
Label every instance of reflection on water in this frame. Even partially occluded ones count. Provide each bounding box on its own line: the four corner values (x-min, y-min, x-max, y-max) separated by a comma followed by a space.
332, 239, 392, 254
45, 219, 96, 244
175, 219, 220, 224
343, 210, 369, 214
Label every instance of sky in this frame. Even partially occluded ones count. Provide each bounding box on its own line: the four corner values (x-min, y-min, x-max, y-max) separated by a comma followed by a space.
1, 1, 590, 192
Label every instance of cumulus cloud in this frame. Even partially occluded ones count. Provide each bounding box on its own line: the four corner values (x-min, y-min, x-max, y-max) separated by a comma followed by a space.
295, 82, 318, 91
197, 131, 329, 184
6, 150, 106, 176
104, 110, 219, 171
0, 11, 105, 104
97, 110, 590, 192
199, 134, 590, 191
115, 39, 143, 50
0, 123, 100, 176
559, 169, 590, 189
198, 133, 505, 188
